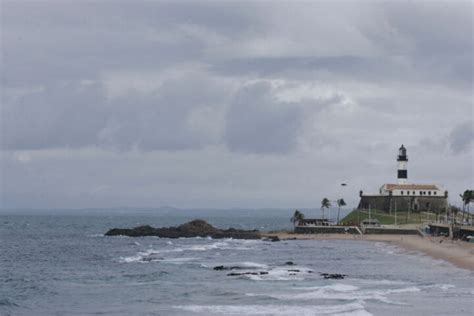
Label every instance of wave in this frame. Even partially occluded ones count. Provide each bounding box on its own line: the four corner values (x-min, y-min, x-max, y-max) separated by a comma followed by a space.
120, 240, 256, 263
295, 284, 360, 292
249, 285, 420, 305
0, 298, 20, 307
233, 262, 269, 269
419, 283, 455, 291
173, 302, 371, 315
357, 279, 412, 286
87, 233, 104, 238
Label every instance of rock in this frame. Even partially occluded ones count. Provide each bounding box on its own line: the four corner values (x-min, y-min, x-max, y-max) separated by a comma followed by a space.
259, 271, 269, 275
105, 219, 261, 239
285, 261, 295, 265
287, 269, 300, 272
213, 265, 255, 271
320, 273, 346, 279
141, 257, 154, 262
227, 272, 261, 276
261, 236, 280, 242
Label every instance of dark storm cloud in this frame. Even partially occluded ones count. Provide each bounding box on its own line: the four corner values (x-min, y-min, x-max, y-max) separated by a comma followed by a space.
224, 82, 303, 154
1, 0, 259, 86
210, 56, 406, 82
2, 74, 229, 151
1, 82, 107, 149
449, 121, 474, 154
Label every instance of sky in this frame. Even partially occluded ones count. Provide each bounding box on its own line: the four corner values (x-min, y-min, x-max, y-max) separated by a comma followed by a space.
1, 0, 473, 210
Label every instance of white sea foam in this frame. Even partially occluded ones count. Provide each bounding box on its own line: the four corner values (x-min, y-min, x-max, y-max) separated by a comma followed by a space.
159, 257, 197, 264
358, 279, 412, 286
120, 240, 254, 263
173, 302, 371, 315
295, 284, 360, 292
87, 234, 104, 238
238, 262, 268, 269
119, 254, 145, 263
251, 285, 420, 305
377, 286, 420, 295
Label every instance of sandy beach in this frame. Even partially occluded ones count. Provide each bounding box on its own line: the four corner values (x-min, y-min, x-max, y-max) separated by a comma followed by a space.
264, 232, 474, 271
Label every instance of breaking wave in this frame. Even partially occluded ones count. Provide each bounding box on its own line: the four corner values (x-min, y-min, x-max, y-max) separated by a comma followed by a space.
119, 240, 256, 263
173, 302, 371, 315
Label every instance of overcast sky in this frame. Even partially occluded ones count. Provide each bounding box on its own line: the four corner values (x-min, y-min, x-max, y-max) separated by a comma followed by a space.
1, 0, 473, 210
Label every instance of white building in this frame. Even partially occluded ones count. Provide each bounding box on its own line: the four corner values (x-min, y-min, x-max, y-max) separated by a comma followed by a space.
379, 183, 445, 197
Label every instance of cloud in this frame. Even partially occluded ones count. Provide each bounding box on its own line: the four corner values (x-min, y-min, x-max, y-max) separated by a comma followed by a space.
1, 82, 108, 150
1, 70, 232, 151
449, 121, 474, 154
224, 82, 303, 154
1, 0, 472, 209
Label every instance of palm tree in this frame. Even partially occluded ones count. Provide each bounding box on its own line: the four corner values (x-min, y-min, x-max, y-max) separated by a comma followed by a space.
461, 190, 473, 225
321, 198, 331, 220
290, 209, 305, 227
452, 205, 459, 224
336, 198, 346, 225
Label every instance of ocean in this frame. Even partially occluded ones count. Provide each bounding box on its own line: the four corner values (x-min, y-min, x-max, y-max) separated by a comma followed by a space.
1, 209, 473, 315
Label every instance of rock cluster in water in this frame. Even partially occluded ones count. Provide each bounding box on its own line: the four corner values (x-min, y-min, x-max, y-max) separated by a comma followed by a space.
320, 273, 346, 279
212, 264, 346, 279
105, 219, 261, 239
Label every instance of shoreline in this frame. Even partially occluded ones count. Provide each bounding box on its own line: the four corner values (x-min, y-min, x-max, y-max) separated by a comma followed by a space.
263, 232, 474, 271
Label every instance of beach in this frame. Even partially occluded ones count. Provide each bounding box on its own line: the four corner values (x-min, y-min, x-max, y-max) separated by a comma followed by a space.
264, 232, 474, 271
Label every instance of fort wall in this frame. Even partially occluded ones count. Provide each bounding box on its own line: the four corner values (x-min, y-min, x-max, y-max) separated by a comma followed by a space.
358, 195, 448, 213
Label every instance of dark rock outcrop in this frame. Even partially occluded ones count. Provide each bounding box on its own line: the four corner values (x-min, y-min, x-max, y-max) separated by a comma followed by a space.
213, 265, 254, 271
320, 273, 346, 279
262, 236, 280, 242
105, 219, 261, 239
226, 271, 268, 276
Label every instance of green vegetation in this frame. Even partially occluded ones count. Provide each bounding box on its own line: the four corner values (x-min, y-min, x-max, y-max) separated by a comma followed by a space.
290, 209, 305, 227
321, 198, 331, 220
460, 189, 473, 223
341, 209, 438, 225
336, 198, 346, 225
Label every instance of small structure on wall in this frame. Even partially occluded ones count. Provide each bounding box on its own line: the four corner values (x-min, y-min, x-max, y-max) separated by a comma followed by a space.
358, 145, 448, 213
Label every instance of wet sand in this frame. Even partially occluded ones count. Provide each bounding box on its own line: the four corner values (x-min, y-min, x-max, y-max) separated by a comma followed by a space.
263, 232, 474, 271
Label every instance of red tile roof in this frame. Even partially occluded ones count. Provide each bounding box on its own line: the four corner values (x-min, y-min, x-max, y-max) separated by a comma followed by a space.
385, 184, 439, 191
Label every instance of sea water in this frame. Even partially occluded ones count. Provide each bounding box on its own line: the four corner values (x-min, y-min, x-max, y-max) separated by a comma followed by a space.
1, 209, 473, 315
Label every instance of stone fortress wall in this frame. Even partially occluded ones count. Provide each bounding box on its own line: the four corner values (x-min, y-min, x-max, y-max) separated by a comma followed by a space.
358, 194, 448, 213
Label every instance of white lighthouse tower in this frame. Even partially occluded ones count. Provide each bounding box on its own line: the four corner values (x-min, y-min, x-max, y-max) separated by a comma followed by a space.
397, 145, 408, 185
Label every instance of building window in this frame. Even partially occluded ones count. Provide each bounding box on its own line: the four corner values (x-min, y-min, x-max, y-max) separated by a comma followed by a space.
428, 191, 431, 195
420, 191, 423, 196
401, 191, 404, 195
413, 191, 415, 195
434, 191, 437, 195
407, 191, 410, 195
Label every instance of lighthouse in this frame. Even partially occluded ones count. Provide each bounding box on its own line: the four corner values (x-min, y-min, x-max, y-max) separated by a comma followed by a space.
358, 144, 448, 212
397, 145, 408, 184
